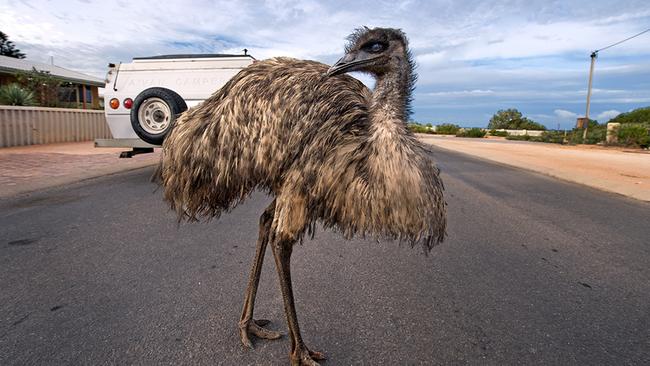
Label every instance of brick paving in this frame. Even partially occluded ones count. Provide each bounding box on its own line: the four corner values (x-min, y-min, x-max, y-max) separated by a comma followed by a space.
0, 142, 160, 198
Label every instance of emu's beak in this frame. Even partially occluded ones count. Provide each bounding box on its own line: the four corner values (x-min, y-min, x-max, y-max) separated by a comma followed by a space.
326, 52, 378, 77
326, 54, 356, 76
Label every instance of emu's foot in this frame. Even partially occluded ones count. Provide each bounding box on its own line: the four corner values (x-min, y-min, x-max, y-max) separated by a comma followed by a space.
239, 319, 282, 349
291, 347, 326, 366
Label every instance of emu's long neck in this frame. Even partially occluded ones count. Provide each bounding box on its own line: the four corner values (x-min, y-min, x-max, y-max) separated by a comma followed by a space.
368, 63, 414, 136
364, 62, 423, 208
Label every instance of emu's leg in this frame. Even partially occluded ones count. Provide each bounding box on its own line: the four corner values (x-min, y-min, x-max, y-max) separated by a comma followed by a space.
239, 200, 282, 348
271, 236, 326, 366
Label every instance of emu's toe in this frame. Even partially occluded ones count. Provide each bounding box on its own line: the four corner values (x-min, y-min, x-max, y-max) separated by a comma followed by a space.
291, 347, 326, 366
239, 319, 282, 349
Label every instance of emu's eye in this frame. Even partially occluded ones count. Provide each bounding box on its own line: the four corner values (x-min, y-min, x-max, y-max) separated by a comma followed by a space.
369, 43, 384, 53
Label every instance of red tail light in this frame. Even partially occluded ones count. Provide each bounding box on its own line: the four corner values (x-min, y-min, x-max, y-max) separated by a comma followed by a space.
123, 98, 133, 109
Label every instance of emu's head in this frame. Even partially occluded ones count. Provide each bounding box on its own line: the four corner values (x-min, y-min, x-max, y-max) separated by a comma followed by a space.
326, 27, 411, 77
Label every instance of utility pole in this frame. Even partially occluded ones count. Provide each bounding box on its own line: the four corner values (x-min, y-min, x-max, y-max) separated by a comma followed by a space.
579, 28, 649, 141
582, 51, 597, 140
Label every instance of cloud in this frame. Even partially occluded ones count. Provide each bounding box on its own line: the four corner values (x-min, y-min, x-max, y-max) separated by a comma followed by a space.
554, 109, 580, 120
596, 109, 621, 122
2, 0, 649, 127
422, 89, 495, 97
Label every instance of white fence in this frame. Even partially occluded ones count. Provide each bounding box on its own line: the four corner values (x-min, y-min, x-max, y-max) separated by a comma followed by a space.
428, 125, 546, 137
0, 106, 112, 148
494, 129, 544, 137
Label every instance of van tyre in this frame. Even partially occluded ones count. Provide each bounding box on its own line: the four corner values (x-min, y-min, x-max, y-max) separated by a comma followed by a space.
130, 87, 187, 145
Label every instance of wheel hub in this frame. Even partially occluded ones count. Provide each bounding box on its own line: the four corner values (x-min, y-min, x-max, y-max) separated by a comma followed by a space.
138, 97, 171, 134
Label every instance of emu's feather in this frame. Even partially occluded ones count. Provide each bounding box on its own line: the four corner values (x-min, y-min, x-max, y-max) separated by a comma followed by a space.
159, 57, 446, 251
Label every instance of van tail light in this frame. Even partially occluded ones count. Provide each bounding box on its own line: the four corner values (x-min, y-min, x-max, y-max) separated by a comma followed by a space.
109, 98, 119, 109
123, 98, 133, 109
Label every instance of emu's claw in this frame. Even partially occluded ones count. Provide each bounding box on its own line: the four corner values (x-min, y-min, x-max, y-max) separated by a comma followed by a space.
239, 318, 282, 349
291, 347, 326, 366
309, 349, 326, 360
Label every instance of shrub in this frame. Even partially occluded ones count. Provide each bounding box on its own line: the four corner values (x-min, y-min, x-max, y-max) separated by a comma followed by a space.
435, 123, 460, 135
618, 123, 650, 148
506, 134, 531, 141
0, 83, 35, 106
539, 130, 566, 144
408, 123, 434, 134
489, 129, 509, 137
566, 122, 606, 145
567, 130, 583, 144
15, 68, 62, 107
456, 128, 486, 138
584, 124, 607, 144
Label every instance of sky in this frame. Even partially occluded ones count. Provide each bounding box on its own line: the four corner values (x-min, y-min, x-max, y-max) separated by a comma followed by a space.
1, 0, 649, 128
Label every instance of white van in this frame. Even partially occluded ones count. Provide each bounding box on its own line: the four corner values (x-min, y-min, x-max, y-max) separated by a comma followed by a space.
97, 53, 254, 152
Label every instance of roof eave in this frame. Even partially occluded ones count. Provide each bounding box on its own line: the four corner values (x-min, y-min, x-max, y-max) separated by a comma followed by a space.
0, 66, 105, 87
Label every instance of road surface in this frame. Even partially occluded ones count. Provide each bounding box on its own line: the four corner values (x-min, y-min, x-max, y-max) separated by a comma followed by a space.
1, 147, 648, 365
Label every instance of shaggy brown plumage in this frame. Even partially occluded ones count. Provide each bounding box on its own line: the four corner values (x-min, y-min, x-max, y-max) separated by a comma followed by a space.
158, 27, 446, 365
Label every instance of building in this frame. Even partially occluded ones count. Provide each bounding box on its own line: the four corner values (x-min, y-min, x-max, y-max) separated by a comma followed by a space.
0, 55, 104, 109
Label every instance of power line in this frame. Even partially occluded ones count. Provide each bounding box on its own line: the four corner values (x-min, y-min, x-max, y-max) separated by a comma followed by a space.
581, 27, 650, 138
595, 27, 650, 53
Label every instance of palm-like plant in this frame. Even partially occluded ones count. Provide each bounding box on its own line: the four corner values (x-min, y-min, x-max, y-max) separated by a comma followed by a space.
0, 83, 35, 106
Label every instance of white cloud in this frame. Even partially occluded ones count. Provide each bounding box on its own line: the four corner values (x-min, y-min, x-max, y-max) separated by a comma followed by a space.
422, 89, 495, 97
554, 109, 579, 120
596, 109, 621, 122
2, 0, 649, 126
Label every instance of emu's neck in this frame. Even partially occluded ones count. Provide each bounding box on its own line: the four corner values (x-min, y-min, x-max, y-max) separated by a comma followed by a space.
369, 65, 413, 132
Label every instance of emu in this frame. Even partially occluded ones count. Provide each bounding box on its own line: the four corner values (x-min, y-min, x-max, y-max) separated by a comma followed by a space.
159, 27, 446, 365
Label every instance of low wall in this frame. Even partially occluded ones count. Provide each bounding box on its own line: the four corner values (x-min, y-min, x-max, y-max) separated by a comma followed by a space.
0, 106, 112, 148
495, 129, 544, 137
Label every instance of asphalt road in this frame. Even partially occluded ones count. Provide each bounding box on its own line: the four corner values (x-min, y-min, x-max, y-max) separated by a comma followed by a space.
1, 147, 649, 365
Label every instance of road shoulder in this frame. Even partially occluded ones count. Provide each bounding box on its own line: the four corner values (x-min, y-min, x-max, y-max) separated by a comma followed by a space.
419, 135, 650, 202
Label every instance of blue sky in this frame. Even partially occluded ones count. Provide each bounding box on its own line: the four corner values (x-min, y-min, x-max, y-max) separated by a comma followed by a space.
2, 0, 649, 128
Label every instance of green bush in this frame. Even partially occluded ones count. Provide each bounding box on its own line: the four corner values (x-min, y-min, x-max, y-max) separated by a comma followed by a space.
456, 128, 486, 138
489, 129, 509, 137
567, 130, 583, 144
408, 123, 434, 134
585, 124, 607, 144
15, 68, 62, 107
435, 123, 460, 135
539, 130, 566, 144
570, 124, 606, 145
618, 123, 650, 148
506, 134, 531, 141
0, 83, 35, 106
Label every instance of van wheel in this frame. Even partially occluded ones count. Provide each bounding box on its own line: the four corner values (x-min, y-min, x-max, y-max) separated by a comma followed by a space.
130, 88, 187, 145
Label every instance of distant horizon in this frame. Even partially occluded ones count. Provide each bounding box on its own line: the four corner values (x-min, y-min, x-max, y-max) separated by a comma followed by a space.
2, 0, 649, 129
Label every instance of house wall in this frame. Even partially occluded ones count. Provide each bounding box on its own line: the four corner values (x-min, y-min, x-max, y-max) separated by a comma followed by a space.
0, 74, 18, 86
1, 71, 101, 109
91, 86, 99, 108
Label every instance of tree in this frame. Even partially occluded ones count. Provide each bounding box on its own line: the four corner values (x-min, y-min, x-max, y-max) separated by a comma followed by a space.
15, 68, 61, 107
488, 108, 546, 130
608, 107, 650, 124
518, 118, 547, 130
488, 108, 522, 129
0, 31, 26, 59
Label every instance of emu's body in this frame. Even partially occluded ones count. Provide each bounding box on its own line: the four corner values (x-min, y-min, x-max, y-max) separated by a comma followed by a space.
159, 28, 446, 365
